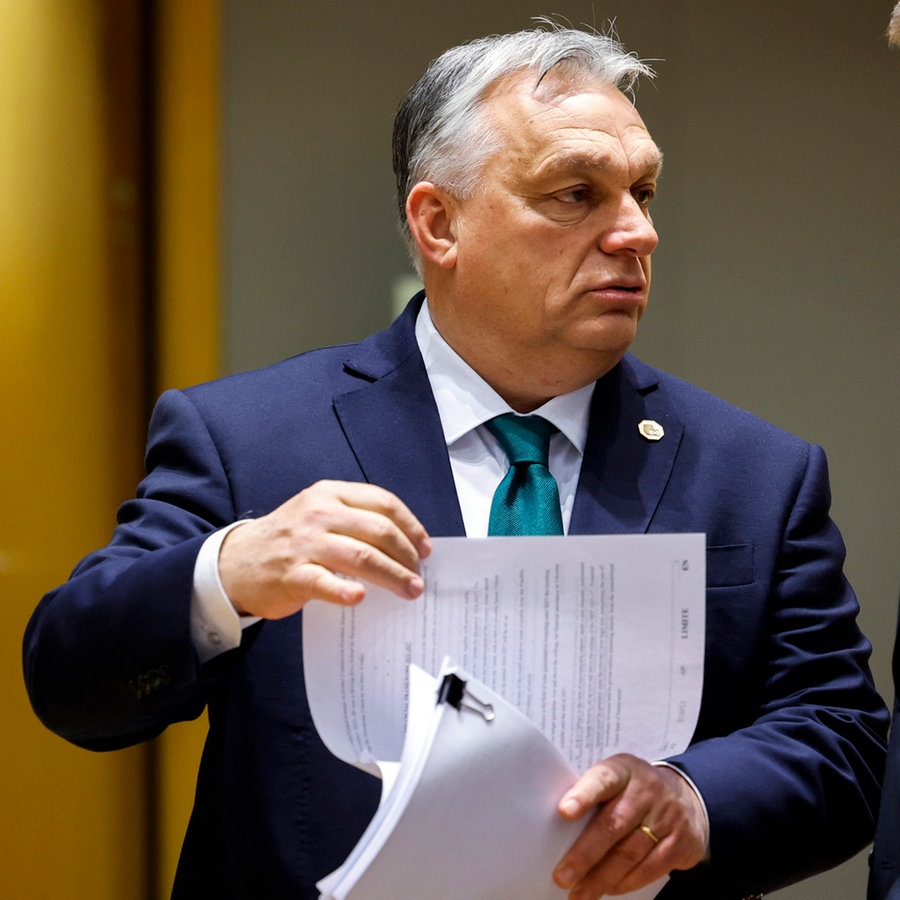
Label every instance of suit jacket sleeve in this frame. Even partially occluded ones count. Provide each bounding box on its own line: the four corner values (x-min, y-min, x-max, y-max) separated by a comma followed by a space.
23, 388, 237, 750
664, 441, 887, 896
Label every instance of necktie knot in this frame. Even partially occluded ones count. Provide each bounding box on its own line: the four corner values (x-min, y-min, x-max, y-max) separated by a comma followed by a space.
485, 414, 556, 468
485, 414, 563, 536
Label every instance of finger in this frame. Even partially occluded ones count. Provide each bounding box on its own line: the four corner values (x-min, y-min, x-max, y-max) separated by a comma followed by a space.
562, 827, 658, 899
286, 563, 367, 609
220, 481, 432, 616
313, 530, 426, 600
252, 528, 425, 613
605, 827, 690, 896
321, 503, 427, 579
556, 760, 708, 897
554, 794, 648, 892
611, 808, 706, 894
558, 758, 631, 820
295, 483, 431, 585
555, 756, 665, 892
325, 481, 432, 559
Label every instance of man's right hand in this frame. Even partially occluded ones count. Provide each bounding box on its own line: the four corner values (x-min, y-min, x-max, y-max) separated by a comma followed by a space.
218, 480, 432, 619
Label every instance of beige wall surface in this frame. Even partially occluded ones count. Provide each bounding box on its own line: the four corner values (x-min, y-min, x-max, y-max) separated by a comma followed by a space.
221, 1, 899, 897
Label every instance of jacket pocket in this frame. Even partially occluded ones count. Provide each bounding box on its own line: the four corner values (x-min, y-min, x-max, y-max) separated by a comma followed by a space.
707, 544, 754, 588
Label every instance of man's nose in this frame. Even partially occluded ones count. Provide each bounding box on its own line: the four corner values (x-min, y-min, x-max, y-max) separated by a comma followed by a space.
598, 195, 659, 256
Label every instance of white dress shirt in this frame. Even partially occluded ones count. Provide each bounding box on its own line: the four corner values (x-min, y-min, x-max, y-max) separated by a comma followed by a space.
414, 300, 593, 537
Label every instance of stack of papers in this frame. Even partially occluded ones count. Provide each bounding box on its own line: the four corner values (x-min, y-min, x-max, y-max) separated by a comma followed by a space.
303, 534, 705, 899
317, 659, 585, 899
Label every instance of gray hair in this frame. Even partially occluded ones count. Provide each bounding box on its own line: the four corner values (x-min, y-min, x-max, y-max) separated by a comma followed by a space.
890, 2, 900, 46
391, 23, 654, 270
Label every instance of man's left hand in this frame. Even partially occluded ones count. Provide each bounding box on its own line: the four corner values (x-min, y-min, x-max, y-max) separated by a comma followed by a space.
553, 754, 708, 898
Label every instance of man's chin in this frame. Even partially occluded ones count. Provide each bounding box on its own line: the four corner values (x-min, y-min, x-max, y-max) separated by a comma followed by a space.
574, 319, 640, 356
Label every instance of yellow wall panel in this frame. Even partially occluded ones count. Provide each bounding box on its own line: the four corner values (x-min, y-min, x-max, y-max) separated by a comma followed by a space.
153, 1, 222, 893
4, 1, 233, 894
1, 1, 148, 896
156, 0, 221, 393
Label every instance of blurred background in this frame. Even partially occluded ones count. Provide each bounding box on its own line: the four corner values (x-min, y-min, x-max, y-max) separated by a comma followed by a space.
1, 1, 897, 896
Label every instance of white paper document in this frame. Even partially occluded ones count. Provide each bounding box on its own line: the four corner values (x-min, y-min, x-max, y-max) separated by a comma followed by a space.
303, 534, 705, 775
304, 534, 705, 900
317, 659, 668, 900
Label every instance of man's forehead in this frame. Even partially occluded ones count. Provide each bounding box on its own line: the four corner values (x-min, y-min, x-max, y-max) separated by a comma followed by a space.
483, 71, 660, 174
487, 70, 649, 132
484, 64, 622, 100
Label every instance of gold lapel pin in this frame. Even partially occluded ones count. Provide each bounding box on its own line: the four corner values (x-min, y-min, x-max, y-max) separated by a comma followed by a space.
638, 419, 665, 441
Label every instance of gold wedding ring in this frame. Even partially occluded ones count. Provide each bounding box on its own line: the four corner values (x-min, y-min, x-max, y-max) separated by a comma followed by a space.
639, 824, 661, 844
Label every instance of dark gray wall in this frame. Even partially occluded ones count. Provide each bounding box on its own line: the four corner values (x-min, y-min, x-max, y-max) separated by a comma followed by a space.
221, 2, 900, 895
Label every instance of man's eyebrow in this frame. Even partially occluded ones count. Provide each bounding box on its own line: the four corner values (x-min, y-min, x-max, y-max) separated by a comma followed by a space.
645, 150, 664, 177
536, 148, 664, 180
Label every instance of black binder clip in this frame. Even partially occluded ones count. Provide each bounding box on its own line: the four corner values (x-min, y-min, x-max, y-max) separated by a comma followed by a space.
437, 672, 495, 722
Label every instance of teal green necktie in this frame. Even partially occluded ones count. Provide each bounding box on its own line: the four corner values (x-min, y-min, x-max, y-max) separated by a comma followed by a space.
485, 414, 564, 536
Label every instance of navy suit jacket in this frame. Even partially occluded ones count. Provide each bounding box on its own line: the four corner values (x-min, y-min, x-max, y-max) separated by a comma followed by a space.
24, 296, 887, 899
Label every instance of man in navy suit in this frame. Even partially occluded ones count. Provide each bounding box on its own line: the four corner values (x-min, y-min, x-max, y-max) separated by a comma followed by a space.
24, 24, 887, 900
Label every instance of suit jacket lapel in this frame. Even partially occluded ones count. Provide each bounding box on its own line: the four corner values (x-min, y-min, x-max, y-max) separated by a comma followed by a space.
571, 355, 684, 535
332, 295, 466, 537
333, 302, 681, 540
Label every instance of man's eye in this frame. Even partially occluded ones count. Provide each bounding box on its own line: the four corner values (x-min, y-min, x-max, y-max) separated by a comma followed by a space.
634, 187, 656, 207
557, 187, 590, 204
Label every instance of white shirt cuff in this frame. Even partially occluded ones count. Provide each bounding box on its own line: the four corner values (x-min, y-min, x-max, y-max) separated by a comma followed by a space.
191, 521, 261, 664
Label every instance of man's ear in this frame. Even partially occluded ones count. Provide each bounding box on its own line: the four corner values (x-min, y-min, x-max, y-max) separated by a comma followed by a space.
406, 182, 458, 269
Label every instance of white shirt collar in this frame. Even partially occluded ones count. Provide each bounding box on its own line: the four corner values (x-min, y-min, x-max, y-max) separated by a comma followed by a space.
414, 299, 593, 455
